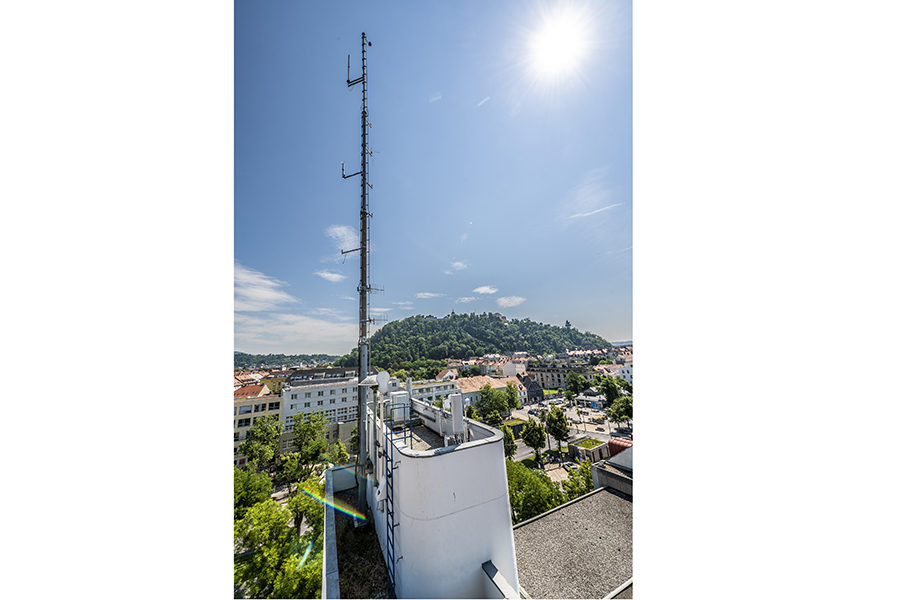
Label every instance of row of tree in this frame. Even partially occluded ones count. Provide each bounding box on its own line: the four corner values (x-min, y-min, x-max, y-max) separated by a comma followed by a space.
233, 413, 351, 598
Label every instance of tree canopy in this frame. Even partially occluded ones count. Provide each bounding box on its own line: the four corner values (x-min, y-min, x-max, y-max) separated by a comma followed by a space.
234, 499, 322, 598
521, 419, 547, 461
234, 352, 340, 370
234, 466, 274, 521
239, 415, 283, 469
501, 425, 517, 460
333, 313, 611, 369
505, 459, 565, 524
545, 405, 570, 453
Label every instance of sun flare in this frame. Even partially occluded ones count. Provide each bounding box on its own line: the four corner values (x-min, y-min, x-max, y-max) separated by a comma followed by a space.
528, 9, 589, 80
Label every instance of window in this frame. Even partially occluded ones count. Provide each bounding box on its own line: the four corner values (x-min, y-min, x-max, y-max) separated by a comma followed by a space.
342, 397, 347, 402
342, 388, 347, 393
330, 389, 336, 395
234, 447, 237, 455
254, 403, 265, 413
353, 395, 357, 401
291, 393, 297, 400
239, 405, 252, 415
237, 418, 251, 428
305, 392, 311, 398
290, 404, 296, 410
330, 399, 335, 404
234, 432, 240, 442
268, 402, 280, 411
318, 391, 324, 397
234, 407, 237, 415
238, 458, 246, 466
317, 400, 323, 406
304, 402, 310, 408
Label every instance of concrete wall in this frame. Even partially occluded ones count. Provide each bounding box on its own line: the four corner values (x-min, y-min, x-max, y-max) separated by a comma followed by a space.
591, 464, 633, 496
368, 410, 519, 599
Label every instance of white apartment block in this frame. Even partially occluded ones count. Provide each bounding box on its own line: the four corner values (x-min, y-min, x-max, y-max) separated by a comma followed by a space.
616, 361, 633, 385
281, 377, 359, 446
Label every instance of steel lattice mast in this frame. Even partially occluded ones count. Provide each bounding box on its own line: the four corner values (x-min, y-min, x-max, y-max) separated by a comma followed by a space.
342, 32, 372, 518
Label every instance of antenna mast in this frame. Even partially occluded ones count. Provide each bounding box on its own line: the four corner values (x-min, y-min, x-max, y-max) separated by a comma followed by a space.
342, 31, 374, 519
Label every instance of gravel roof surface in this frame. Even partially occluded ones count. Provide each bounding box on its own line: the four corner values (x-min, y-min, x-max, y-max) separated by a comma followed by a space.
514, 488, 632, 599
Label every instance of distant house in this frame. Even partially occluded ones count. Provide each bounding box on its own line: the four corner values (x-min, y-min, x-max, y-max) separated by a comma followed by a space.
436, 368, 458, 381
517, 374, 544, 404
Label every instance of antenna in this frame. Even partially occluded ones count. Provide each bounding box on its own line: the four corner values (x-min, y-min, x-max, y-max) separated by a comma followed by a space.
342, 31, 375, 522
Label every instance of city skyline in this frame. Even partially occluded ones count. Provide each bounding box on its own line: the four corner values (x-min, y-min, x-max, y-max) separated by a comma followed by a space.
235, 1, 633, 355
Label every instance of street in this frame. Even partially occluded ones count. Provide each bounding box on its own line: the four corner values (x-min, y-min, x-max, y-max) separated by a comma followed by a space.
508, 402, 631, 463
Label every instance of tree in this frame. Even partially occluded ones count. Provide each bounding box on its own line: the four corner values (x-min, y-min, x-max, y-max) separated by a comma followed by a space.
239, 415, 283, 470
291, 412, 328, 464
596, 375, 621, 408
565, 370, 588, 395
287, 477, 325, 541
589, 354, 601, 366
465, 404, 476, 419
234, 499, 321, 598
505, 459, 565, 524
475, 383, 507, 420
504, 381, 521, 416
561, 459, 594, 501
433, 398, 443, 408
234, 466, 273, 521
545, 405, 570, 454
614, 376, 633, 396
500, 424, 517, 460
607, 395, 632, 429
484, 410, 503, 429
326, 439, 350, 466
563, 389, 576, 409
521, 419, 547, 462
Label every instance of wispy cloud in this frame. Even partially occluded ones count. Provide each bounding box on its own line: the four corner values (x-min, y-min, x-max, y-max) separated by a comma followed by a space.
308, 308, 354, 321
477, 96, 491, 107
567, 203, 623, 219
393, 301, 413, 307
369, 307, 391, 314
234, 312, 357, 356
416, 292, 444, 299
314, 270, 347, 283
234, 262, 299, 312
444, 261, 468, 274
606, 245, 633, 254
460, 233, 467, 243
322, 224, 358, 262
473, 286, 498, 294
456, 297, 476, 303
340, 296, 356, 301
497, 296, 525, 308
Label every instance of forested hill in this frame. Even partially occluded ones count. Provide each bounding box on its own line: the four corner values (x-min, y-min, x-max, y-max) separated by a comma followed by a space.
335, 313, 611, 370
234, 352, 341, 370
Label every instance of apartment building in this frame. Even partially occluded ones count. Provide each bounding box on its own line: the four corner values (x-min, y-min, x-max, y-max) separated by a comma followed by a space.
233, 389, 284, 467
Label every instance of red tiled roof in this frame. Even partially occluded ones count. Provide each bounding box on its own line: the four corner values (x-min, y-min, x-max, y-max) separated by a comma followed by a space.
234, 384, 266, 398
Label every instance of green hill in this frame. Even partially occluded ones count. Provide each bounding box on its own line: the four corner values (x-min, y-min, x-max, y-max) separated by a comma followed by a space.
234, 352, 341, 370
335, 312, 611, 370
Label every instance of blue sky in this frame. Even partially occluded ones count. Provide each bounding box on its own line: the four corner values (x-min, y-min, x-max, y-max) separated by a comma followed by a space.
235, 0, 632, 355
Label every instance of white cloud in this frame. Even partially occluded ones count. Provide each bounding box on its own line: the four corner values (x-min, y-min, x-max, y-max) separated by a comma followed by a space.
460, 233, 467, 243
456, 297, 476, 303
497, 296, 525, 308
561, 167, 620, 221
314, 270, 347, 283
234, 312, 357, 356
393, 301, 413, 307
473, 286, 498, 294
444, 261, 468, 275
322, 224, 358, 262
234, 262, 299, 312
416, 292, 444, 299
369, 307, 391, 314
340, 296, 356, 301
606, 245, 633, 254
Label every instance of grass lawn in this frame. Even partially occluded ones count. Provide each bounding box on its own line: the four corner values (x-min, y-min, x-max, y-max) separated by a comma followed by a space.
547, 447, 568, 458
504, 418, 526, 427
519, 457, 538, 468
574, 438, 602, 449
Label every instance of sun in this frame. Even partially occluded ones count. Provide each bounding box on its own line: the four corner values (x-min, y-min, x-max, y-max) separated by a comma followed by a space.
528, 9, 590, 81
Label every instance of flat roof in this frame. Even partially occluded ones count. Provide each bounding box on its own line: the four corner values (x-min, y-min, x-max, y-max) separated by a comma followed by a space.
513, 487, 632, 599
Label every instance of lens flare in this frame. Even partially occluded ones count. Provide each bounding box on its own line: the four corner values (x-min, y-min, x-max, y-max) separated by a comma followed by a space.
302, 487, 366, 521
